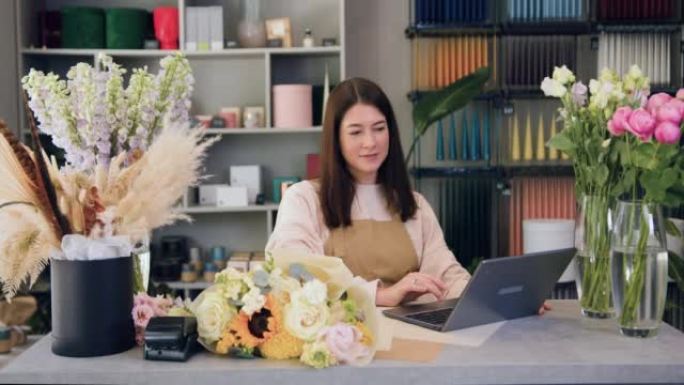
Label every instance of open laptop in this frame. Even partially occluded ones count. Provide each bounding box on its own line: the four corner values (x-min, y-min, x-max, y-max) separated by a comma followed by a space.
382, 248, 576, 332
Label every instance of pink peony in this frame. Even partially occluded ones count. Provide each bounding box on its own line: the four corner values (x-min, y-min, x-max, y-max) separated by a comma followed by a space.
627, 108, 656, 141
132, 303, 155, 329
646, 92, 673, 115
656, 103, 683, 125
654, 121, 682, 144
607, 106, 633, 136
676, 88, 684, 100
319, 323, 370, 365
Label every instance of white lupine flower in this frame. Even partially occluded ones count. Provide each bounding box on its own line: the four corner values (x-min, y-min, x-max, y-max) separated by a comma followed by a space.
541, 77, 566, 97
552, 65, 575, 85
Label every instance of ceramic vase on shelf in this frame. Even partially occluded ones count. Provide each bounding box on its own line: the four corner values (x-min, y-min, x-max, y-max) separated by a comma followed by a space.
238, 0, 266, 48
610, 200, 669, 338
574, 194, 614, 319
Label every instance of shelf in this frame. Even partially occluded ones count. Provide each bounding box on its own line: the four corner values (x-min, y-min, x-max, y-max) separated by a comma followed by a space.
176, 203, 279, 214
408, 89, 500, 103
157, 281, 212, 290
204, 126, 322, 135
502, 164, 574, 177
411, 166, 499, 178
411, 163, 574, 178
501, 21, 591, 35
21, 46, 341, 58
405, 24, 498, 38
595, 23, 681, 33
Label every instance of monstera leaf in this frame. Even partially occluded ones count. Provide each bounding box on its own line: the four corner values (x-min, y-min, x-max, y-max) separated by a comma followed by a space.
406, 66, 491, 163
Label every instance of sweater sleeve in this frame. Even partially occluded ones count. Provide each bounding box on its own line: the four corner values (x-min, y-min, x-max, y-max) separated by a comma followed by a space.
414, 193, 471, 302
265, 182, 325, 254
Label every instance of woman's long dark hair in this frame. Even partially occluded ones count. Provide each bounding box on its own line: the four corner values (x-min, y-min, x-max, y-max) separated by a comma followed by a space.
319, 77, 417, 229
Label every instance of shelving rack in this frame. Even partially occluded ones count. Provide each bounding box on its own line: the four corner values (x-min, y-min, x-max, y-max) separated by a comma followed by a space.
404, 0, 684, 264
15, 0, 345, 296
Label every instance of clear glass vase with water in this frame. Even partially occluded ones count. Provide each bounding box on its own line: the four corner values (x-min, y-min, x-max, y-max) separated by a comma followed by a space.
610, 200, 669, 338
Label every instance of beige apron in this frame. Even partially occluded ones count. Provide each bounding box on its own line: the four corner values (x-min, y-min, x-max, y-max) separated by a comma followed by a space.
324, 216, 419, 286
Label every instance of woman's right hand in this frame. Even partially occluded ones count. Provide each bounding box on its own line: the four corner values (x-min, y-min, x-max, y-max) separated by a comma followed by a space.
375, 272, 448, 307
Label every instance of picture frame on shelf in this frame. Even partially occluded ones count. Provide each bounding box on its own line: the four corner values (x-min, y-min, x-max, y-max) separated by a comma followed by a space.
243, 106, 265, 128
266, 17, 292, 48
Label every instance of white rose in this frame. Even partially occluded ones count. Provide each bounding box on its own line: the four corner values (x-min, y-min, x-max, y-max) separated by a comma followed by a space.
195, 292, 235, 343
541, 77, 566, 97
284, 292, 330, 341
241, 287, 266, 317
589, 79, 600, 95
552, 65, 575, 85
302, 279, 327, 305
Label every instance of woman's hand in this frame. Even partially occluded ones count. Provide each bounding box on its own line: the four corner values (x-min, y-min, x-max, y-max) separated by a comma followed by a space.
376, 272, 448, 307
538, 301, 552, 315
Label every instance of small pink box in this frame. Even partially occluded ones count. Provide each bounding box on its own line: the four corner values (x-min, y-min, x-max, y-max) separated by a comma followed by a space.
273, 84, 312, 128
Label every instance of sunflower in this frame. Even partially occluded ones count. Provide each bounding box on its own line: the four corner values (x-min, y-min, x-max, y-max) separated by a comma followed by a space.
227, 294, 279, 349
258, 295, 305, 359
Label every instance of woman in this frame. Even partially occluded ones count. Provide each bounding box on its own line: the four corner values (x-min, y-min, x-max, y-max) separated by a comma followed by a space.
266, 77, 470, 307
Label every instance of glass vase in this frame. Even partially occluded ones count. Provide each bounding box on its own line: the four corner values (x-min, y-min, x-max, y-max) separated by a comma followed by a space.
574, 194, 614, 318
610, 200, 669, 338
237, 0, 266, 48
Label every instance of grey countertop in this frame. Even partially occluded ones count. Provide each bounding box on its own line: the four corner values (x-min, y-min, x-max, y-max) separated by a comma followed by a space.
1, 300, 683, 385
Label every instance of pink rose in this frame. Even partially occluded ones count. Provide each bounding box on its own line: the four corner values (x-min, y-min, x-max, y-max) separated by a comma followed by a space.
656, 104, 683, 125
134, 293, 154, 308
319, 323, 370, 365
627, 108, 656, 141
655, 121, 682, 144
665, 98, 684, 116
646, 92, 673, 115
132, 303, 155, 328
608, 106, 632, 136
676, 88, 684, 100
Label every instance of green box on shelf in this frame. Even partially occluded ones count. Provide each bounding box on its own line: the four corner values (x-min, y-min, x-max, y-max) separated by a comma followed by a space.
272, 176, 300, 203
106, 8, 149, 49
61, 6, 105, 49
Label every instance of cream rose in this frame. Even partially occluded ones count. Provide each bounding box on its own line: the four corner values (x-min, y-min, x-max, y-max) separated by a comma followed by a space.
285, 291, 330, 341
195, 291, 235, 343
302, 279, 327, 305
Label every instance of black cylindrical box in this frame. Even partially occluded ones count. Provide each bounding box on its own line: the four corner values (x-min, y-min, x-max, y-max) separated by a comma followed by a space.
51, 256, 135, 357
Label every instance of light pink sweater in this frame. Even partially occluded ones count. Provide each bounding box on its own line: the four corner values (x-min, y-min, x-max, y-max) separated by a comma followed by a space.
265, 181, 471, 303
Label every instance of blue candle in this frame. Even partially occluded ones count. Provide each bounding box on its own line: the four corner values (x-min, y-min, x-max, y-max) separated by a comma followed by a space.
436, 119, 445, 161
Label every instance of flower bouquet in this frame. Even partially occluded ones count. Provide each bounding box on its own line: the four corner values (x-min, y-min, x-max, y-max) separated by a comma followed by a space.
0, 53, 217, 355
541, 65, 649, 318
191, 249, 378, 368
605, 91, 684, 337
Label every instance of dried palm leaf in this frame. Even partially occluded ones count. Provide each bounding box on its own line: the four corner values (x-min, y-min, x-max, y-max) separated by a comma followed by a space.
115, 125, 218, 242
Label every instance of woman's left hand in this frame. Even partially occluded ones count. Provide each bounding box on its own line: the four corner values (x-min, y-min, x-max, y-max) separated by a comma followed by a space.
538, 301, 552, 315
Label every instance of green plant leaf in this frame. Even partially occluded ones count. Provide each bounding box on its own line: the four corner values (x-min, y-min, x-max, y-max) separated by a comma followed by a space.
666, 218, 682, 238
669, 252, 684, 292
547, 132, 577, 153
406, 67, 491, 162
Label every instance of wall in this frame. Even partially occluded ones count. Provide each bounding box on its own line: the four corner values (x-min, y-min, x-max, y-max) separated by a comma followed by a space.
0, 0, 19, 133
345, 0, 413, 153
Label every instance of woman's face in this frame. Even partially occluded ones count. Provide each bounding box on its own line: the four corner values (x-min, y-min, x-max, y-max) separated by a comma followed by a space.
339, 103, 389, 184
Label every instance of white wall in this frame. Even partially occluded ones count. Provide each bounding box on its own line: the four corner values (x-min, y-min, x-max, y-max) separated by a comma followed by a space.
0, 0, 19, 133
345, 0, 413, 153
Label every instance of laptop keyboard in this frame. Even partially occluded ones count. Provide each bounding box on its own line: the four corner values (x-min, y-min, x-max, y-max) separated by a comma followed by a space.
406, 308, 454, 326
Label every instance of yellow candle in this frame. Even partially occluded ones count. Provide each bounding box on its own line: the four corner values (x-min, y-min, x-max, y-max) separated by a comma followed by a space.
549, 117, 559, 160
536, 114, 545, 161
523, 112, 533, 161
511, 115, 521, 162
